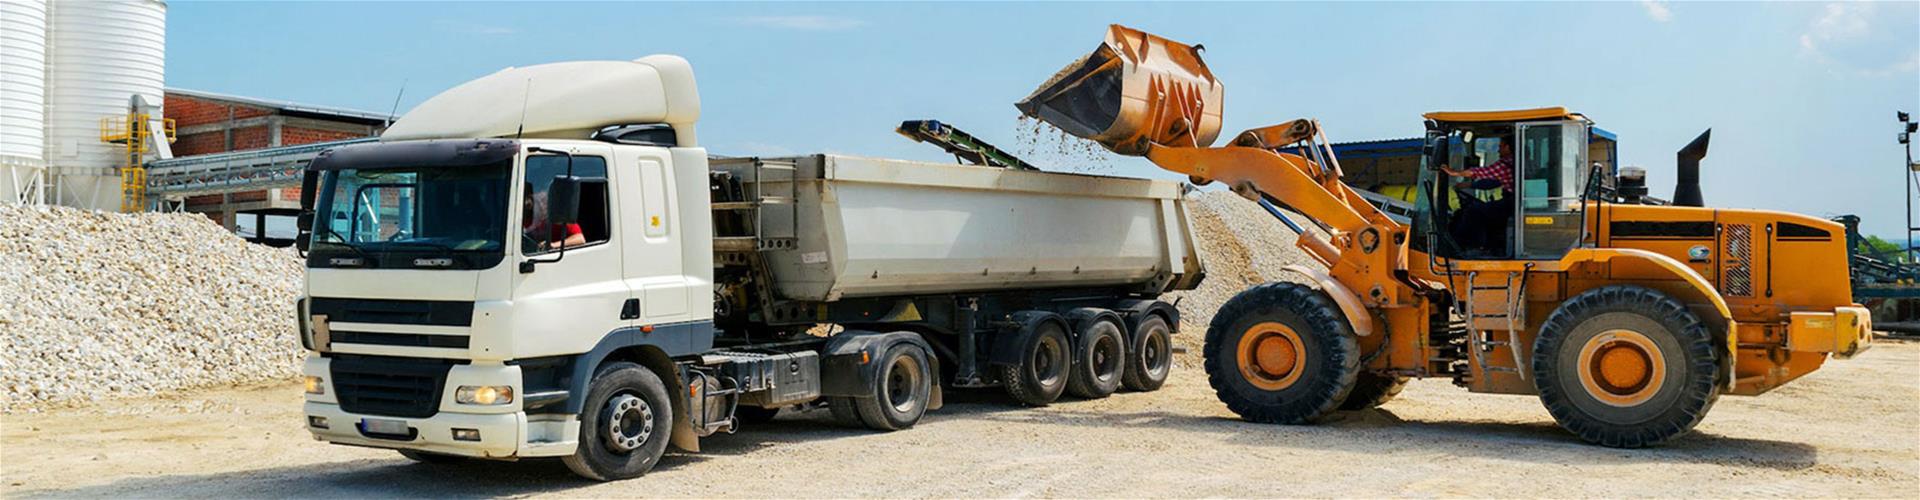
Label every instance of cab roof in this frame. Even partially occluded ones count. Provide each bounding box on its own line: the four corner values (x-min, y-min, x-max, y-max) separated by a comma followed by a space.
1422, 107, 1588, 123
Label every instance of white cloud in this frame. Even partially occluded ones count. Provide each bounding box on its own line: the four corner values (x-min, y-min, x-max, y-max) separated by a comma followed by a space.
1639, 0, 1672, 23
732, 15, 864, 31
1799, 2, 1918, 75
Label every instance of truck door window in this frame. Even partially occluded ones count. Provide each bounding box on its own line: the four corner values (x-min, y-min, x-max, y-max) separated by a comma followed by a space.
523, 155, 611, 254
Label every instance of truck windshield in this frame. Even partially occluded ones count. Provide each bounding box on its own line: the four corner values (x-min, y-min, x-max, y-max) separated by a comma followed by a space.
308, 162, 511, 269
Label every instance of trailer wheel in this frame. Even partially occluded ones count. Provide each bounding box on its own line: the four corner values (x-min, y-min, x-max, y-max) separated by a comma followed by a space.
1534, 285, 1720, 448
998, 320, 1070, 406
851, 342, 935, 430
826, 397, 865, 428
397, 450, 467, 465
563, 362, 674, 481
1066, 313, 1127, 399
1204, 282, 1360, 424
1122, 315, 1173, 391
1338, 371, 1409, 411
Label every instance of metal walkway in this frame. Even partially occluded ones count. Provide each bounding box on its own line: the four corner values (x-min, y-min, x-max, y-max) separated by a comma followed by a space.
144, 137, 375, 199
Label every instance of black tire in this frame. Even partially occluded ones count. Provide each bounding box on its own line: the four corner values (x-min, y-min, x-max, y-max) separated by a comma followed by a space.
1339, 371, 1410, 411
1122, 315, 1174, 391
733, 405, 781, 425
1066, 312, 1127, 399
826, 397, 865, 428
997, 320, 1071, 406
397, 449, 466, 464
1204, 282, 1360, 424
1533, 285, 1721, 448
851, 342, 935, 430
563, 362, 675, 481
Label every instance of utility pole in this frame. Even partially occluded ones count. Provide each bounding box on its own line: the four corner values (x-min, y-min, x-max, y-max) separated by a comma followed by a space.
1903, 111, 1917, 262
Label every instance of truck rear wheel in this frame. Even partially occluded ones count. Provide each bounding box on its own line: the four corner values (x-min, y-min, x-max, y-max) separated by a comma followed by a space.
1533, 285, 1720, 448
563, 362, 674, 481
851, 342, 934, 430
998, 320, 1070, 406
1204, 282, 1359, 424
1066, 311, 1127, 399
1122, 315, 1173, 391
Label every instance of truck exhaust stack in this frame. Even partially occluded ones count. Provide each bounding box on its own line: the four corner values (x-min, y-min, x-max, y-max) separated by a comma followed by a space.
1016, 24, 1225, 156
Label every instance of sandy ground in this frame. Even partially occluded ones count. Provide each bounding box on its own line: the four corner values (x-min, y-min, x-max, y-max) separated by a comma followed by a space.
4, 341, 1917, 498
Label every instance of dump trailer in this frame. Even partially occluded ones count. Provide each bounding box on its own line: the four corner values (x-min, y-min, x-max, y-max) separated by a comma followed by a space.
293, 56, 1203, 480
1020, 25, 1870, 448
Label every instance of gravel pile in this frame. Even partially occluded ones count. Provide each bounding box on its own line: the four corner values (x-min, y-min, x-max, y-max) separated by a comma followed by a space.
0, 204, 305, 413
1163, 191, 1321, 363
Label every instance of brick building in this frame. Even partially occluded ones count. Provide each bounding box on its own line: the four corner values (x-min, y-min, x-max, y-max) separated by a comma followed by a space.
160, 88, 389, 234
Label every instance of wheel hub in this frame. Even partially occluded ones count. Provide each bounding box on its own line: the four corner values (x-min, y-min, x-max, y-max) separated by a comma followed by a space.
603, 393, 654, 453
887, 355, 921, 413
1577, 330, 1667, 407
1238, 322, 1306, 390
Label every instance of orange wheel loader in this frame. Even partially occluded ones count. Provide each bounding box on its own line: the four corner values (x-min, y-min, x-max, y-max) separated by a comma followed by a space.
1018, 25, 1872, 447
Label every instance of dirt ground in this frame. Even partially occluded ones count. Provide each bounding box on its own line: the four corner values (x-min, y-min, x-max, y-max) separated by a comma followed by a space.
4, 341, 1917, 498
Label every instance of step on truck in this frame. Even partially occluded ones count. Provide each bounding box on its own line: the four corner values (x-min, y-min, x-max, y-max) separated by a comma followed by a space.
293, 55, 1205, 480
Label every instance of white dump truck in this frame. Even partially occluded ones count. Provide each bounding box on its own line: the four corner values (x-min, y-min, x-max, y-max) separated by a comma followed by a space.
294, 55, 1205, 480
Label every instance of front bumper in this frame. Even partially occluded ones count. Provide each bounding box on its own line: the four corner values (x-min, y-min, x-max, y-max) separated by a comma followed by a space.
306, 402, 526, 458
1788, 306, 1872, 359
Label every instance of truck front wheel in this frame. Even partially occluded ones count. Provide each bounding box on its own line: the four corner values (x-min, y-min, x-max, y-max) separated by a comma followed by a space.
564, 362, 674, 481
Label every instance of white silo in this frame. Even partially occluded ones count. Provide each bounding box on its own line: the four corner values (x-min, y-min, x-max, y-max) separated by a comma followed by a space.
44, 0, 166, 211
0, 0, 49, 204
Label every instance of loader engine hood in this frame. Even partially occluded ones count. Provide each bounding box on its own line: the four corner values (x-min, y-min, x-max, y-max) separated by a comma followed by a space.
1017, 24, 1224, 155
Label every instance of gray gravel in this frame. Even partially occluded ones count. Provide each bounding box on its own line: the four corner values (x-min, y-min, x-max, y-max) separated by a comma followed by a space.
0, 204, 305, 413
1162, 191, 1321, 360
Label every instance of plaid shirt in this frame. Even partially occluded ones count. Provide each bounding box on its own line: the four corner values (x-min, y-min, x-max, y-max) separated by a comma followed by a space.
1464, 157, 1515, 193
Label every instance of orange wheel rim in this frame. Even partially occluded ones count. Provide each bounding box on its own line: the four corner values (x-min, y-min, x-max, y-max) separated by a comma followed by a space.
1576, 329, 1666, 407
1237, 322, 1306, 391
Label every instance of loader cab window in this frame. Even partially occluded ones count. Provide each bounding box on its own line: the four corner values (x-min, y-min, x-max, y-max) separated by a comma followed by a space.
1417, 128, 1516, 259
1514, 121, 1590, 259
522, 154, 611, 255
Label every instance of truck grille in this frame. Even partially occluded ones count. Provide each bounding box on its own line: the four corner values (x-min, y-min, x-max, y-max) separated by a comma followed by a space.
329, 355, 459, 418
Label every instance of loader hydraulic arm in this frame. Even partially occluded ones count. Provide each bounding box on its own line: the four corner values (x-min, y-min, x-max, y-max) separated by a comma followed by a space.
1146, 119, 1421, 311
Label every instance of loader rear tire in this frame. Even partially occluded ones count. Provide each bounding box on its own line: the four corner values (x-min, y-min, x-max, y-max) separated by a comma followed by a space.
1122, 315, 1173, 392
1204, 282, 1360, 424
1533, 285, 1720, 448
1339, 371, 1409, 411
998, 320, 1071, 406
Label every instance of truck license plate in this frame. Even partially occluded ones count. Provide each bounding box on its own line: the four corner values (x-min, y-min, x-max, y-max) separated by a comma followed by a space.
362, 418, 409, 435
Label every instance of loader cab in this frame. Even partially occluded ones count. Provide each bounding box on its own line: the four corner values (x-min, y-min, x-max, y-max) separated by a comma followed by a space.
1414, 107, 1600, 261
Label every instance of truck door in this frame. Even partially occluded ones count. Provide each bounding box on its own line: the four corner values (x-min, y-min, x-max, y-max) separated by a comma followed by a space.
1514, 121, 1591, 259
510, 144, 632, 355
615, 146, 692, 324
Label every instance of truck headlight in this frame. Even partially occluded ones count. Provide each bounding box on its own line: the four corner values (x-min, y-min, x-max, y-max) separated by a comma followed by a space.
456, 385, 514, 405
304, 376, 325, 395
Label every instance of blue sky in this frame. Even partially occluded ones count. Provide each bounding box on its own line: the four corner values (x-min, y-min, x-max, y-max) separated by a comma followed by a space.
170, 2, 1918, 236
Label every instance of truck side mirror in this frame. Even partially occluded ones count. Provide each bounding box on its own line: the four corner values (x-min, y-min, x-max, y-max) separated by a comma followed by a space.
548, 175, 582, 226
295, 170, 319, 254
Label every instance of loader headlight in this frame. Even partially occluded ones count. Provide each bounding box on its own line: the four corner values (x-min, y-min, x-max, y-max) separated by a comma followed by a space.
304, 376, 325, 395
455, 385, 514, 405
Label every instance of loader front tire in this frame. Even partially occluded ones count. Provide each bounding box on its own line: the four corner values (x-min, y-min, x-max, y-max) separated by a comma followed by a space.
1533, 285, 1720, 448
1204, 282, 1360, 424
1339, 371, 1409, 411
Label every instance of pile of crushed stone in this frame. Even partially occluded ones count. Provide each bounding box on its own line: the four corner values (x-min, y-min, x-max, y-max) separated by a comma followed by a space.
0, 204, 305, 413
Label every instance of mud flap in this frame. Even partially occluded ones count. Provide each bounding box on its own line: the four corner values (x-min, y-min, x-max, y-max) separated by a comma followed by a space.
820, 330, 942, 402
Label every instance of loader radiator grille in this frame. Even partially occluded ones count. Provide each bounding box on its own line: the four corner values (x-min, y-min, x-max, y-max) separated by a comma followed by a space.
1723, 224, 1753, 296
329, 355, 458, 419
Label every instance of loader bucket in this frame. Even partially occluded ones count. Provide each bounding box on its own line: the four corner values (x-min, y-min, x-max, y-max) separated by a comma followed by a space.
1016, 24, 1225, 156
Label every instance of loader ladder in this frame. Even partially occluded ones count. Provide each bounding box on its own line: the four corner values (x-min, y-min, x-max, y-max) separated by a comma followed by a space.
1461, 267, 1530, 381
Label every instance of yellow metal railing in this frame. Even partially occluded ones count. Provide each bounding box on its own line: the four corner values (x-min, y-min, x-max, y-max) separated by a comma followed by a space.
101, 113, 176, 212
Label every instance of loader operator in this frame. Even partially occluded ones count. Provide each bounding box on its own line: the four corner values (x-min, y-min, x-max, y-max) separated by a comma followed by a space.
1440, 138, 1515, 254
